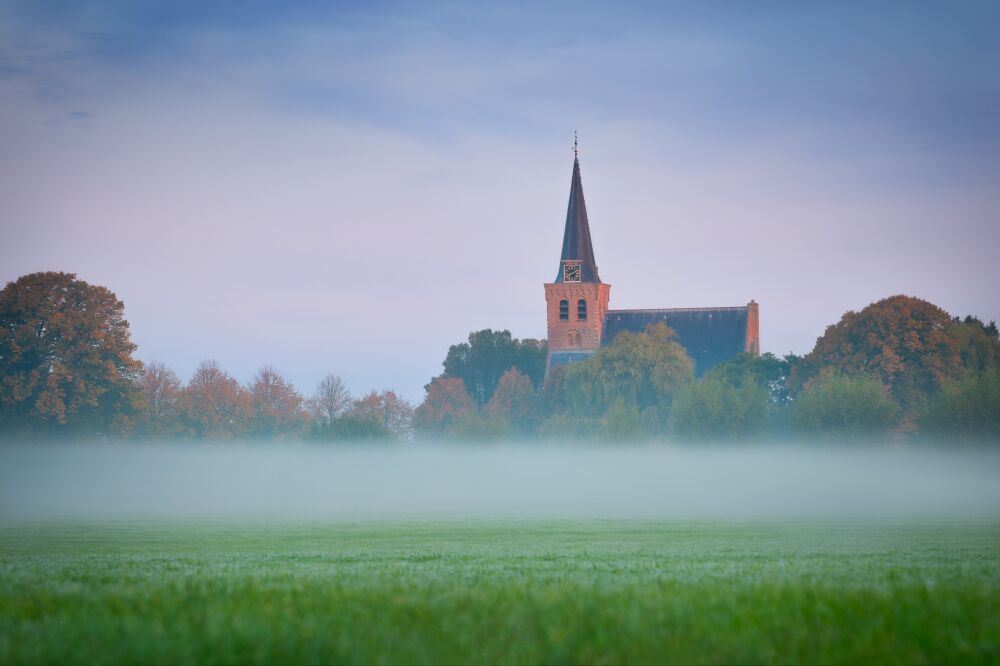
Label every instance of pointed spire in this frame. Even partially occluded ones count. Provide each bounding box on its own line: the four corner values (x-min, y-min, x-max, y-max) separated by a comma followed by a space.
555, 141, 600, 283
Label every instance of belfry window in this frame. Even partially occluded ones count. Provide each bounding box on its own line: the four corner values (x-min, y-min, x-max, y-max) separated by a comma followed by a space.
577, 299, 587, 320
559, 299, 569, 320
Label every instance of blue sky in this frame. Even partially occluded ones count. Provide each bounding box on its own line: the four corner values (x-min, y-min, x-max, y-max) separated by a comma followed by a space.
2, 1, 998, 402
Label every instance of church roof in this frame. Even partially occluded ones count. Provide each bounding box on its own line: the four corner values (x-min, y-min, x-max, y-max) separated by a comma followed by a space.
601, 307, 749, 375
554, 156, 601, 283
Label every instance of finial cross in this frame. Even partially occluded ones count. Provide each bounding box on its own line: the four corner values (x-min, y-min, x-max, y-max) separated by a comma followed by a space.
573, 130, 579, 158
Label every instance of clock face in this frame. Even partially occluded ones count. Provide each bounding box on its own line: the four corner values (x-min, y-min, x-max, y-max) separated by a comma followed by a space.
563, 264, 581, 282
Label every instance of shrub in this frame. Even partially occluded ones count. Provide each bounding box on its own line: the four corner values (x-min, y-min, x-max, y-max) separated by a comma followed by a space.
792, 373, 900, 440
920, 370, 1000, 443
670, 377, 768, 441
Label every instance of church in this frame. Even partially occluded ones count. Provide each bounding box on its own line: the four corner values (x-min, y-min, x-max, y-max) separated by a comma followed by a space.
544, 150, 760, 377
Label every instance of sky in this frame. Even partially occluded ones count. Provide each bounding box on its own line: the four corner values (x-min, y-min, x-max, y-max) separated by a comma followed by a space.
2, 1, 998, 403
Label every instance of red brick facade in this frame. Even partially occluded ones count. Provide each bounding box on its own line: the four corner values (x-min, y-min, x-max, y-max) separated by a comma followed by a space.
744, 300, 760, 354
544, 281, 611, 353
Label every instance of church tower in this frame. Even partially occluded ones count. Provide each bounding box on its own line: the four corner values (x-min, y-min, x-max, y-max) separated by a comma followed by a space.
544, 149, 611, 374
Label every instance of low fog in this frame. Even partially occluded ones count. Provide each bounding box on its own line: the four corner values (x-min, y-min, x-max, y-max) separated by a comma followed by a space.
2, 442, 999, 523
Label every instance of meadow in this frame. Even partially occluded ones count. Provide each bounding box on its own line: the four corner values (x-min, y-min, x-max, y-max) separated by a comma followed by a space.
1, 520, 998, 665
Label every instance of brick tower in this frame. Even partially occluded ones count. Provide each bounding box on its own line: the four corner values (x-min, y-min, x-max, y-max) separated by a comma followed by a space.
544, 149, 611, 375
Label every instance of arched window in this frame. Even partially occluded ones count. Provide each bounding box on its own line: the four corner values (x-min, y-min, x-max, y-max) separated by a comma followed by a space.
567, 330, 582, 347
577, 299, 587, 320
559, 299, 569, 320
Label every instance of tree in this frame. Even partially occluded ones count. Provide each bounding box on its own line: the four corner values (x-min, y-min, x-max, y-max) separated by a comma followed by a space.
564, 323, 694, 425
951, 316, 1000, 378
920, 370, 1000, 443
440, 329, 547, 406
485, 367, 540, 435
248, 366, 306, 439
308, 374, 352, 427
792, 372, 900, 440
0, 272, 143, 436
670, 376, 769, 441
601, 399, 643, 441
325, 412, 392, 441
540, 364, 569, 416
137, 361, 182, 438
793, 296, 968, 410
705, 352, 794, 406
414, 377, 476, 436
351, 390, 414, 440
177, 360, 251, 439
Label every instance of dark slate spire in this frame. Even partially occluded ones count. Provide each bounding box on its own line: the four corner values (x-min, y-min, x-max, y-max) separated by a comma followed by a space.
555, 153, 601, 283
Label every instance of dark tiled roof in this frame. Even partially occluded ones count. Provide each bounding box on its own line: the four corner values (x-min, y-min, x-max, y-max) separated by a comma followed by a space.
601, 307, 748, 375
548, 350, 597, 369
554, 157, 601, 283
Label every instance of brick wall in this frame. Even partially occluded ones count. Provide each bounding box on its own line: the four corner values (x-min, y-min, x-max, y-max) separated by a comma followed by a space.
544, 283, 611, 352
744, 300, 760, 354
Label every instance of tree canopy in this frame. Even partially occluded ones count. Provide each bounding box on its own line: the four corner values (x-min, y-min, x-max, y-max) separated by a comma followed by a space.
248, 366, 307, 439
3, 269, 997, 446
439, 329, 546, 406
704, 352, 795, 405
178, 360, 251, 439
485, 368, 540, 435
792, 372, 901, 439
793, 295, 996, 409
414, 377, 475, 435
0, 272, 143, 436
670, 377, 769, 441
564, 322, 694, 419
920, 370, 1000, 442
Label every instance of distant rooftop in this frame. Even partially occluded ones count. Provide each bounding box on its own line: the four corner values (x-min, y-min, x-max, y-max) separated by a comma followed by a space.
602, 306, 750, 375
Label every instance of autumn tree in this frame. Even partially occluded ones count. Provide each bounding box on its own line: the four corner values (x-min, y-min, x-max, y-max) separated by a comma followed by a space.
439, 329, 547, 406
137, 361, 182, 438
0, 272, 143, 436
564, 322, 694, 430
350, 390, 414, 440
414, 376, 476, 436
177, 360, 251, 439
485, 367, 540, 435
248, 365, 306, 439
793, 296, 968, 410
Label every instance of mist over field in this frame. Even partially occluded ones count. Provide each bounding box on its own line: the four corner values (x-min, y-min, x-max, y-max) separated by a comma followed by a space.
2, 442, 998, 523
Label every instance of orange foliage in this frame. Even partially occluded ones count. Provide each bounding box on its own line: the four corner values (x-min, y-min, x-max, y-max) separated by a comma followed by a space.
795, 295, 962, 408
414, 377, 475, 433
0, 272, 143, 434
352, 390, 414, 438
485, 368, 538, 430
177, 360, 252, 439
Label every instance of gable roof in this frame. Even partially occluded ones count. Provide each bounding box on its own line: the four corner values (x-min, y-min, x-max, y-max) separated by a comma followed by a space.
554, 156, 601, 283
601, 307, 749, 375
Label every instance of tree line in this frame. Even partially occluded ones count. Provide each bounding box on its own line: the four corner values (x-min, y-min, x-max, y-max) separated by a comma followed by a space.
418, 300, 999, 443
0, 273, 411, 441
2, 272, 998, 443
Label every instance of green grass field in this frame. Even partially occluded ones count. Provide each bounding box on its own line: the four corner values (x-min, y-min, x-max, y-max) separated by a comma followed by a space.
1, 521, 998, 665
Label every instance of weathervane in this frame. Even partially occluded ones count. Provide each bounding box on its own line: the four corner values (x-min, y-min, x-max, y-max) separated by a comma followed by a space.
573, 130, 579, 158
